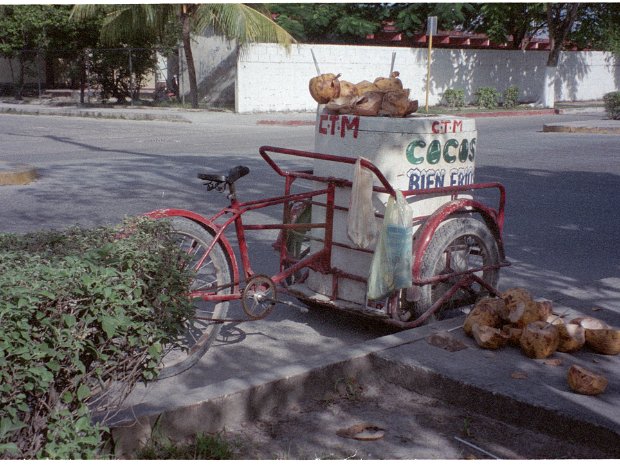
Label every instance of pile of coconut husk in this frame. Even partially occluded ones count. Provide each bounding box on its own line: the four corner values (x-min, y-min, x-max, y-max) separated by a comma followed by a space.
464, 288, 619, 396
308, 72, 418, 118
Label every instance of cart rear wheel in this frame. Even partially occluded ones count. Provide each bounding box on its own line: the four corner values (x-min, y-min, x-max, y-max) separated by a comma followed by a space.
158, 217, 233, 378
401, 217, 500, 323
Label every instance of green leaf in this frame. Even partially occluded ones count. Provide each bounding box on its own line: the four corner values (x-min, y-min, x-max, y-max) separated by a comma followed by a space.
62, 314, 77, 328
0, 417, 26, 436
76, 384, 90, 401
147, 342, 162, 358
100, 315, 116, 338
0, 443, 20, 455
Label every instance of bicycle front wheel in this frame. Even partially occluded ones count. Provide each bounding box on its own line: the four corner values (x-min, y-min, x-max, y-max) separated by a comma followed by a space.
158, 216, 233, 379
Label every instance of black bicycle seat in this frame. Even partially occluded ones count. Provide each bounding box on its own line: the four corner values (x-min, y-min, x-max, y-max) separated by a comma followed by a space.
198, 165, 250, 184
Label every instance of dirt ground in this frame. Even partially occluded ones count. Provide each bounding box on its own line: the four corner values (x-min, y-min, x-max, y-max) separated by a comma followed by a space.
219, 376, 615, 460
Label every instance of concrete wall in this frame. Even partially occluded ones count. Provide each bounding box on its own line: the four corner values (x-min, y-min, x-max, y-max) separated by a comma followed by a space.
236, 43, 620, 113
0, 56, 45, 87
179, 29, 238, 107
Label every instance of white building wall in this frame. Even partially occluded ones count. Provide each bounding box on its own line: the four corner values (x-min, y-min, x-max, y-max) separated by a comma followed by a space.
236, 43, 620, 113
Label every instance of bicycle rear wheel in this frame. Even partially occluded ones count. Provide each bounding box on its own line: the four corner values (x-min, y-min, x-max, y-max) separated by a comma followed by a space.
158, 216, 233, 379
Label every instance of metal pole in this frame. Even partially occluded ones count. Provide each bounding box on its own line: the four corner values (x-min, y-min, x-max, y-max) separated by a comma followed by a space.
310, 49, 321, 75
390, 51, 396, 75
425, 33, 433, 112
425, 16, 437, 113
128, 48, 133, 105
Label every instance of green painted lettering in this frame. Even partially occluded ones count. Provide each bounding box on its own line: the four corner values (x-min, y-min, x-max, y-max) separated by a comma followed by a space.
443, 139, 459, 163
469, 138, 476, 161
458, 139, 469, 162
428, 140, 441, 164
406, 140, 426, 165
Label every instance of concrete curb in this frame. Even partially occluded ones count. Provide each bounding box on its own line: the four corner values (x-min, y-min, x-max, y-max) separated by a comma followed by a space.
0, 162, 38, 185
0, 103, 607, 126
543, 122, 620, 135
0, 105, 191, 124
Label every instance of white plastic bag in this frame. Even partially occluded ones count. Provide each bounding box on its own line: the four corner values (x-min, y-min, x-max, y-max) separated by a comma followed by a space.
347, 158, 378, 248
367, 190, 413, 300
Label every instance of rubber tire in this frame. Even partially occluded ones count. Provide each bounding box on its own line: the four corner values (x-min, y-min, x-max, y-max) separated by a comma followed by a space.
411, 217, 500, 322
157, 216, 233, 379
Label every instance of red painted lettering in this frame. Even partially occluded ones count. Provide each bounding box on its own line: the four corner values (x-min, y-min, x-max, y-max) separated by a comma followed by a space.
340, 116, 360, 138
329, 114, 339, 135
319, 114, 328, 135
453, 120, 463, 132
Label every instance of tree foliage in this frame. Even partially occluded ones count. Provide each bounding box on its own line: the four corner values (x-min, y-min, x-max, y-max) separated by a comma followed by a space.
270, 3, 384, 43
72, 4, 294, 108
0, 5, 98, 97
476, 3, 546, 49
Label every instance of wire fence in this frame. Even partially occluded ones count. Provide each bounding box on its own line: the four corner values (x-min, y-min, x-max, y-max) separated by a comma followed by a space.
0, 47, 184, 104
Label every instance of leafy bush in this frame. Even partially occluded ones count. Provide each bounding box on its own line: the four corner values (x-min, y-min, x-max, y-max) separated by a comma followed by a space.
474, 86, 501, 109
0, 218, 193, 459
442, 88, 465, 109
603, 91, 620, 120
502, 86, 520, 109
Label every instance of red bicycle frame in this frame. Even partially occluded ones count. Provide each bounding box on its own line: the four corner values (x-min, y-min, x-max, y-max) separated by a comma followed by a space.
147, 145, 508, 327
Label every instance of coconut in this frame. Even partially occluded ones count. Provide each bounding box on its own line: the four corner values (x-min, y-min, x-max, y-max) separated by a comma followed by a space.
506, 300, 542, 328
546, 314, 565, 326
502, 287, 532, 307
535, 300, 553, 321
557, 323, 586, 353
309, 73, 341, 104
584, 328, 620, 355
351, 92, 384, 116
472, 324, 509, 350
567, 364, 608, 395
355, 80, 380, 94
570, 316, 610, 330
374, 71, 403, 92
502, 324, 523, 346
339, 80, 359, 99
406, 99, 419, 116
325, 96, 355, 114
519, 321, 559, 359
463, 297, 503, 336
380, 89, 412, 117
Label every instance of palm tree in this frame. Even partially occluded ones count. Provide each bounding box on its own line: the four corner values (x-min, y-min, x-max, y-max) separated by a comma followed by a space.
72, 4, 294, 108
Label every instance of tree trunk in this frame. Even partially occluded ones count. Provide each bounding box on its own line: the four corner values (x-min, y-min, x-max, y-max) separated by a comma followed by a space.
180, 5, 199, 109
535, 3, 580, 108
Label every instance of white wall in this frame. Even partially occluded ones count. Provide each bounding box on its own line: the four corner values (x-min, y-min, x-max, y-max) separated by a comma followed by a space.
179, 29, 238, 107
236, 43, 620, 113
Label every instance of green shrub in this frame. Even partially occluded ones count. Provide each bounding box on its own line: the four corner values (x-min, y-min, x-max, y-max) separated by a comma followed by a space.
502, 86, 520, 109
474, 86, 501, 109
603, 91, 620, 120
442, 88, 465, 109
0, 218, 193, 459
136, 432, 237, 459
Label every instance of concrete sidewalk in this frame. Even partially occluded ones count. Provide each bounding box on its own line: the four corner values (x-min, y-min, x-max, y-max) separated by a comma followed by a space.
107, 284, 620, 458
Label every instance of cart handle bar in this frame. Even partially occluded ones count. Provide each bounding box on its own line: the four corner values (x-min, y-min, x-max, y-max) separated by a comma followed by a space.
259, 145, 397, 198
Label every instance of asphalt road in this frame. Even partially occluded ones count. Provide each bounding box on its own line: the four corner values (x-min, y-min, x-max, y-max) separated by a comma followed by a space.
1, 111, 619, 395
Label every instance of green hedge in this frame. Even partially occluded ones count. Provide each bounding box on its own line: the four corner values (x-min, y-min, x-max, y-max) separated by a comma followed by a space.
474, 86, 501, 109
442, 88, 465, 109
603, 91, 620, 120
0, 218, 193, 459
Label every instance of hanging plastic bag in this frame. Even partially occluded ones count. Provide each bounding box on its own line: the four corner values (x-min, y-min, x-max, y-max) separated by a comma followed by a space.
347, 158, 378, 249
367, 190, 413, 300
